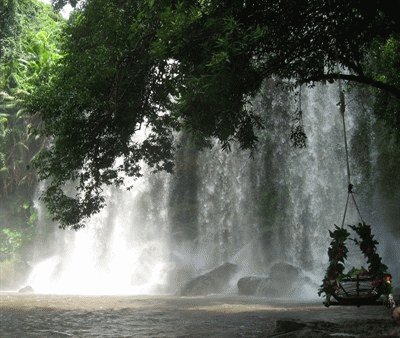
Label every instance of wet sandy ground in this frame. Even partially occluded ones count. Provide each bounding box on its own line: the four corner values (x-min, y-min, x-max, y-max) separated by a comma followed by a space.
0, 294, 398, 337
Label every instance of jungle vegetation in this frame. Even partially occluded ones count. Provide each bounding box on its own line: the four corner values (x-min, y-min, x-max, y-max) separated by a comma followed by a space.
1, 0, 400, 232
0, 0, 62, 282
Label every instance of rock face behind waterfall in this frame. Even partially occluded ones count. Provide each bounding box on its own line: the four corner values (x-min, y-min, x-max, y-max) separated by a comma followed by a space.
180, 263, 238, 296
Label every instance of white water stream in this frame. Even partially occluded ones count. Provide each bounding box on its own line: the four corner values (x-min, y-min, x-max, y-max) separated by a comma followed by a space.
27, 174, 172, 294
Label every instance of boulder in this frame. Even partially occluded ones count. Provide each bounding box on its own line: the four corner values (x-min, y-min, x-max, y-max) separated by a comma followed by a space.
237, 276, 269, 295
237, 262, 307, 297
180, 262, 238, 296
268, 262, 302, 294
269, 262, 301, 283
18, 285, 34, 293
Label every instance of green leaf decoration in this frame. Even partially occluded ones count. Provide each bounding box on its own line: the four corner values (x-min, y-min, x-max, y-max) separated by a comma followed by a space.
319, 222, 392, 299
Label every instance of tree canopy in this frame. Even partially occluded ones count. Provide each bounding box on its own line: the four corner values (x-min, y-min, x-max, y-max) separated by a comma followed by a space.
26, 0, 400, 229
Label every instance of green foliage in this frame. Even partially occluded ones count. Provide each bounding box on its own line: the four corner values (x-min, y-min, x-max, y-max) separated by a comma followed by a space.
319, 223, 392, 299
27, 0, 400, 229
0, 0, 61, 263
50, 0, 78, 11
349, 223, 389, 276
0, 228, 22, 257
29, 0, 179, 228
327, 226, 350, 274
0, 194, 38, 260
368, 36, 400, 140
0, 0, 63, 197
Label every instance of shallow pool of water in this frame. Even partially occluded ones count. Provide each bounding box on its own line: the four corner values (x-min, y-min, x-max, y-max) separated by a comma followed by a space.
0, 294, 392, 337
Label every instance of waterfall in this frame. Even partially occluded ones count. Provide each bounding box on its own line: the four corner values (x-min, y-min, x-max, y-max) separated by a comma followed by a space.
25, 81, 399, 295
27, 173, 172, 295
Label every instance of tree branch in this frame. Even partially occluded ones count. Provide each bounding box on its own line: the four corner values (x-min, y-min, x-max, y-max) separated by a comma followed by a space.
301, 73, 400, 100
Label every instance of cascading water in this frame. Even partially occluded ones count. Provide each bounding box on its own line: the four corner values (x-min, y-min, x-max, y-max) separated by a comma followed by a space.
27, 173, 173, 295
24, 81, 399, 295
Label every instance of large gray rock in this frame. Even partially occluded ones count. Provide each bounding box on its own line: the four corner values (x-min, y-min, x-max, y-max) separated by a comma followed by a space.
237, 262, 308, 297
18, 285, 34, 293
237, 276, 269, 295
237, 276, 283, 297
180, 262, 238, 296
269, 262, 302, 294
269, 262, 301, 283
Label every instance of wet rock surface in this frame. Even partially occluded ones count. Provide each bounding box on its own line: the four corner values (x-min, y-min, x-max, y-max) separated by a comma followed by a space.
269, 262, 301, 281
237, 276, 269, 295
238, 262, 317, 297
180, 262, 238, 296
18, 285, 34, 293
